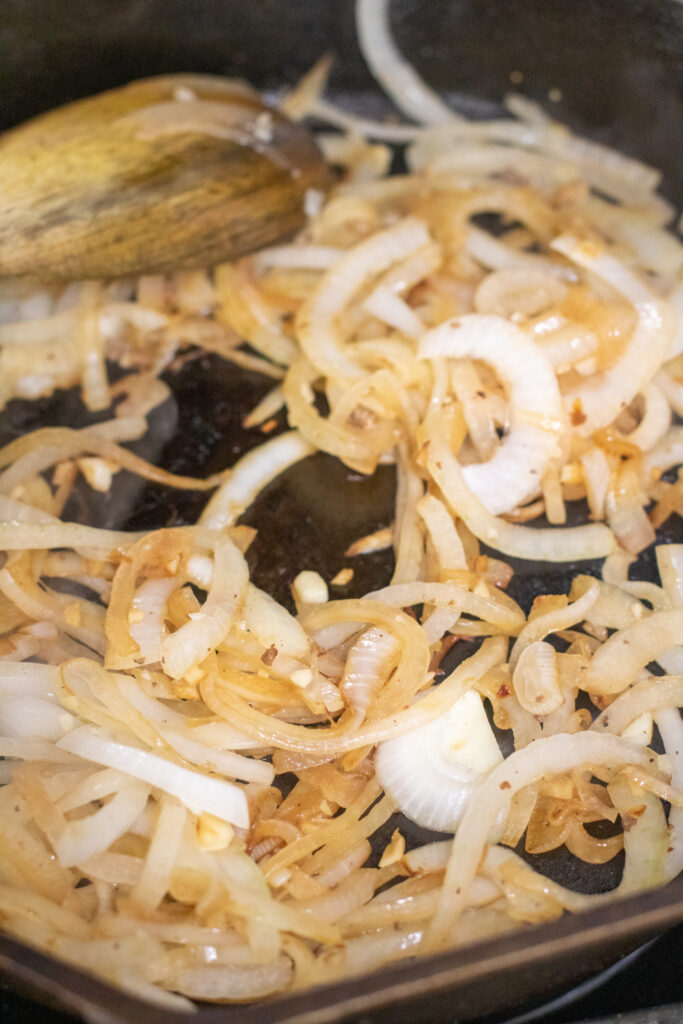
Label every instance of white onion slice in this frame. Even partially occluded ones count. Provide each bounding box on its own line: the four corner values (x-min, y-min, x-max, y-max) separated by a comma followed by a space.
667, 281, 683, 359
160, 729, 274, 787
362, 284, 425, 339
474, 269, 568, 319
466, 227, 575, 280
376, 690, 503, 832
429, 731, 658, 946
623, 383, 671, 453
582, 197, 683, 276
655, 367, 683, 418
340, 626, 400, 721
355, 0, 459, 125
167, 959, 292, 1001
656, 545, 683, 608
552, 236, 676, 435
590, 676, 683, 736
653, 545, 683, 673
57, 727, 249, 828
643, 424, 683, 480
512, 642, 563, 717
420, 314, 564, 514
585, 608, 683, 695
126, 577, 176, 667
422, 406, 615, 562
0, 661, 61, 696
296, 218, 431, 379
0, 521, 145, 552
416, 494, 467, 571
580, 447, 611, 521
161, 537, 248, 680
114, 676, 273, 785
255, 245, 343, 272
0, 693, 75, 740
655, 707, 683, 879
200, 431, 315, 530
54, 777, 150, 868
509, 580, 600, 669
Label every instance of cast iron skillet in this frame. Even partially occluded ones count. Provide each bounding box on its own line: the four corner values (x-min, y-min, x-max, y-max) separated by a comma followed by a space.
0, 1, 682, 1021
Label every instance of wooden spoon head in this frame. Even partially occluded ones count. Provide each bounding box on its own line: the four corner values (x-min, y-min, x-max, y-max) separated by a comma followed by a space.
0, 74, 331, 280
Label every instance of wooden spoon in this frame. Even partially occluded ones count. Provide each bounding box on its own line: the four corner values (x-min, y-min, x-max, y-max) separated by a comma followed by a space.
0, 74, 330, 280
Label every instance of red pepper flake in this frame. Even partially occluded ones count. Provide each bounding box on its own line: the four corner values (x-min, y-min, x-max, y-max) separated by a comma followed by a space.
570, 399, 586, 427
497, 684, 511, 698
260, 418, 278, 434
261, 645, 278, 666
500, 781, 511, 790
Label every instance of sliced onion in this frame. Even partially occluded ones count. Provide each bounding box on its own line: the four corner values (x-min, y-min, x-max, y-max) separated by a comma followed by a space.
161, 537, 249, 680
579, 447, 611, 520
114, 676, 274, 785
667, 281, 683, 359
375, 690, 503, 832
53, 777, 150, 868
57, 727, 249, 828
200, 431, 315, 530
420, 314, 564, 514
608, 774, 668, 892
159, 728, 274, 787
466, 227, 574, 280
605, 461, 656, 555
363, 581, 524, 634
0, 519, 146, 552
580, 577, 646, 631
551, 236, 676, 435
656, 544, 683, 607
416, 494, 467, 571
355, 0, 458, 125
592, 675, 683, 736
163, 958, 292, 1001
126, 578, 177, 668
428, 731, 658, 947
0, 693, 75, 740
643, 424, 683, 480
362, 285, 425, 338
0, 661, 61, 697
623, 383, 671, 453
535, 321, 599, 371
510, 581, 599, 669
512, 642, 563, 716
255, 245, 343, 272
295, 218, 431, 379
655, 367, 683, 418
582, 197, 683, 276
243, 584, 312, 662
655, 707, 683, 879
340, 626, 401, 721
423, 406, 615, 562
585, 608, 683, 695
474, 269, 568, 319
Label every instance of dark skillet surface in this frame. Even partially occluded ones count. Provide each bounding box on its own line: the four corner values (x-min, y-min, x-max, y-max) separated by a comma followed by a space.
0, 0, 682, 1021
